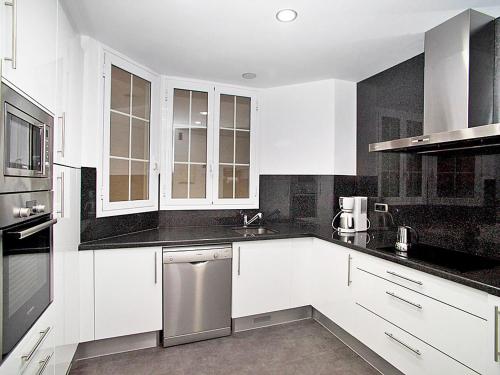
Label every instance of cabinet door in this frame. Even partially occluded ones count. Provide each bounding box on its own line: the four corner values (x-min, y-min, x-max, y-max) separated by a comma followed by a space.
94, 248, 162, 340
54, 1, 82, 167
311, 239, 355, 331
2, 0, 57, 113
232, 240, 293, 318
487, 295, 500, 375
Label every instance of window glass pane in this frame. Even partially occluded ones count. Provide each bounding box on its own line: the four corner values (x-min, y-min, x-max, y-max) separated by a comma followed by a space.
173, 89, 190, 126
190, 129, 207, 163
220, 94, 234, 128
235, 130, 250, 164
111, 66, 131, 114
235, 166, 249, 198
235, 96, 250, 130
174, 129, 189, 162
131, 161, 149, 200
109, 158, 129, 202
190, 164, 206, 198
172, 163, 188, 199
110, 112, 130, 158
191, 91, 208, 127
131, 75, 151, 120
219, 129, 234, 164
219, 165, 233, 198
131, 119, 149, 160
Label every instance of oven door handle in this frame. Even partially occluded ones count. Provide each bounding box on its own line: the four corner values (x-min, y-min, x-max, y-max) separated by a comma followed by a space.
9, 219, 57, 239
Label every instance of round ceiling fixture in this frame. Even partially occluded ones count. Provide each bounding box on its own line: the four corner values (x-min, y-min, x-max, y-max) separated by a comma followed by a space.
276, 9, 298, 22
242, 72, 257, 79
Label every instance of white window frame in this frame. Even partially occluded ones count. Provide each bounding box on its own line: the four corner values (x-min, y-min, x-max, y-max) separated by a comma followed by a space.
161, 79, 215, 207
97, 50, 160, 217
160, 78, 259, 210
212, 85, 259, 208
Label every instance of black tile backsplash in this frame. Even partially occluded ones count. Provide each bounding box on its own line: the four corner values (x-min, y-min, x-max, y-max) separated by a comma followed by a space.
81, 167, 159, 242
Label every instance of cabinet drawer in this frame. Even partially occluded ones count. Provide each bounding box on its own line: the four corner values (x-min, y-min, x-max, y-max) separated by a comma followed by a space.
356, 302, 477, 375
354, 266, 487, 373
354, 252, 489, 319
24, 329, 54, 375
0, 306, 54, 375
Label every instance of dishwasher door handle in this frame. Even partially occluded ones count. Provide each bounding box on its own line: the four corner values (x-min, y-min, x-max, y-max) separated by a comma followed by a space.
190, 261, 209, 265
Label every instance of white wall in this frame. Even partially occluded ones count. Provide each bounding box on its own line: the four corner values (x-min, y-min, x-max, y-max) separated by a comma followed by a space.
259, 79, 356, 175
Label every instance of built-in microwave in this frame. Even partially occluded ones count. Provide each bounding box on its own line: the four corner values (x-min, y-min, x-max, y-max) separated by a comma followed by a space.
0, 83, 53, 194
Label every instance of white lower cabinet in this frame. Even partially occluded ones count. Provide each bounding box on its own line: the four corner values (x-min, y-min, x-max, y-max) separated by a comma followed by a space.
311, 239, 355, 332
0, 305, 55, 375
232, 238, 311, 318
487, 295, 500, 374
94, 247, 162, 340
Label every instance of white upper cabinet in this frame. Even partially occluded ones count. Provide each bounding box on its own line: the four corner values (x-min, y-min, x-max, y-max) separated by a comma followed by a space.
54, 1, 83, 167
161, 79, 259, 210
1, 0, 57, 114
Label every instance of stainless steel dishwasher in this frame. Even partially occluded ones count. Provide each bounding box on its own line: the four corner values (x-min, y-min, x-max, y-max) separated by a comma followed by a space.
162, 244, 232, 347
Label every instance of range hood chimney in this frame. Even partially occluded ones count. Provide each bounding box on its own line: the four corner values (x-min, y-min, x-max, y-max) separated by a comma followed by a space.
369, 9, 499, 153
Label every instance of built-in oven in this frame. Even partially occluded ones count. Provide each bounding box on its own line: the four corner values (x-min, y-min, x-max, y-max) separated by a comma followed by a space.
0, 83, 53, 194
0, 189, 54, 362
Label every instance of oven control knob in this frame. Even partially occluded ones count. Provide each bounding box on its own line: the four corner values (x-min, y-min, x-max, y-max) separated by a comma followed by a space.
14, 207, 31, 218
32, 204, 45, 213
213, 252, 219, 259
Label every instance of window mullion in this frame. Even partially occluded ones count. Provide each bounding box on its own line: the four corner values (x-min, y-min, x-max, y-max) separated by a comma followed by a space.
128, 74, 134, 201
187, 91, 192, 199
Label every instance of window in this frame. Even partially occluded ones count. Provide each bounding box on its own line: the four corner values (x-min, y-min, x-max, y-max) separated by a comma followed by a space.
98, 51, 159, 217
161, 80, 258, 209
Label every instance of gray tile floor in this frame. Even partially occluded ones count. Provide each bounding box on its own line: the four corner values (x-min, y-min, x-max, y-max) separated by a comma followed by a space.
70, 320, 378, 375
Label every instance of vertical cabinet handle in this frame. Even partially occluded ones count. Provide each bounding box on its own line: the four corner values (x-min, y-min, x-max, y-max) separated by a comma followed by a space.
58, 112, 66, 157
4, 0, 17, 69
237, 246, 241, 276
57, 172, 65, 218
154, 251, 158, 284
347, 254, 352, 286
495, 306, 499, 362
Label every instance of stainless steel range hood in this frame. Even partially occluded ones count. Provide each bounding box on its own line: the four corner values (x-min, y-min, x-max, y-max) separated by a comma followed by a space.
369, 9, 499, 153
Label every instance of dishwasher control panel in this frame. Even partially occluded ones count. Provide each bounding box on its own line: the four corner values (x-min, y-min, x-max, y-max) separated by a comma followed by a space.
163, 246, 232, 264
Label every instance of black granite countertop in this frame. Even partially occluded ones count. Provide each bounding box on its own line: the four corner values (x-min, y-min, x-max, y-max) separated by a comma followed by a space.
79, 222, 500, 297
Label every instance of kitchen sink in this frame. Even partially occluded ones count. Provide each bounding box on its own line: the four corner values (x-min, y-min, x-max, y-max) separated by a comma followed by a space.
232, 227, 278, 236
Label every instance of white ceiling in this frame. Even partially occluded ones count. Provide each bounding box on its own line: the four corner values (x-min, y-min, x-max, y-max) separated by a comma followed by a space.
63, 0, 500, 87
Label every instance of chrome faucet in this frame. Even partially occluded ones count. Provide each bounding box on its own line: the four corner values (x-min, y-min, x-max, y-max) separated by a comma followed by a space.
243, 212, 263, 228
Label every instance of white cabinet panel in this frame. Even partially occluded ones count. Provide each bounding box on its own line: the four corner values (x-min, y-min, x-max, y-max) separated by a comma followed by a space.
1, 0, 57, 113
232, 240, 293, 318
94, 248, 162, 340
290, 238, 313, 308
311, 239, 355, 332
79, 251, 94, 343
54, 0, 83, 167
486, 295, 500, 375
52, 164, 80, 375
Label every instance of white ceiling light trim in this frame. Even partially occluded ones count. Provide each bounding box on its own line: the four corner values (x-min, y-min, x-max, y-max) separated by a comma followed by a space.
276, 9, 298, 22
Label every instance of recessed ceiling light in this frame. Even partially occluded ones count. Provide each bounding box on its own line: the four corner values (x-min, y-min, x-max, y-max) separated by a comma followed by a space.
242, 72, 257, 79
276, 9, 297, 22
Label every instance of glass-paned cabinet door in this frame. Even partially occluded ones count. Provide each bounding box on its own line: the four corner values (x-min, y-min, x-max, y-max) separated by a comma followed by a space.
100, 52, 159, 217
214, 87, 258, 206
164, 81, 213, 205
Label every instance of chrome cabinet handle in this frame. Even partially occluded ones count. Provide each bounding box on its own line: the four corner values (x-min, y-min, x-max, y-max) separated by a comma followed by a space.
385, 331, 421, 356
237, 246, 241, 276
35, 352, 53, 375
9, 219, 57, 239
58, 112, 66, 157
386, 291, 422, 309
411, 137, 430, 144
154, 251, 158, 284
495, 306, 499, 362
57, 172, 65, 217
4, 0, 17, 69
21, 327, 51, 363
386, 270, 423, 285
347, 254, 352, 286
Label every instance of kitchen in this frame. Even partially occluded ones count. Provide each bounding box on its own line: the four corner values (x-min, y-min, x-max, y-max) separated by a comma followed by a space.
0, 1, 499, 374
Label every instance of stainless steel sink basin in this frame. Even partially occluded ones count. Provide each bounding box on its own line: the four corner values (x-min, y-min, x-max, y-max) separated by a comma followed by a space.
232, 227, 278, 236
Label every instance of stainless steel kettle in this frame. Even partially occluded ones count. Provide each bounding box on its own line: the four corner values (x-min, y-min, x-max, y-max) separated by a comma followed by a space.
395, 226, 418, 252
